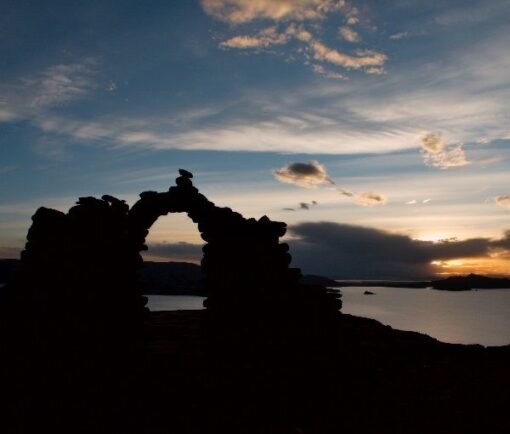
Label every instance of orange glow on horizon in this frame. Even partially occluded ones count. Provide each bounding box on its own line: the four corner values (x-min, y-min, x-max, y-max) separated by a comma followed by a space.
419, 233, 456, 243
141, 253, 201, 264
431, 257, 510, 277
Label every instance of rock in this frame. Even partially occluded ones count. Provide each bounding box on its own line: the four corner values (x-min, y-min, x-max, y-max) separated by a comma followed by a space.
178, 168, 193, 178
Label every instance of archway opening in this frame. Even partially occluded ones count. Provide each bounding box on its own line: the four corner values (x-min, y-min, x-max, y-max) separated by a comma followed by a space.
142, 212, 204, 264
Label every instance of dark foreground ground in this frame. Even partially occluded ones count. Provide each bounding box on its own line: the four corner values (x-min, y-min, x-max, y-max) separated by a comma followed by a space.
144, 310, 510, 434
2, 308, 509, 434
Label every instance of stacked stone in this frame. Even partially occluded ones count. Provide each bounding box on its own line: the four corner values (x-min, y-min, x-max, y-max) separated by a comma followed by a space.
4, 169, 341, 432
126, 170, 320, 314
20, 195, 145, 312
127, 171, 342, 384
14, 169, 340, 362
5, 194, 148, 433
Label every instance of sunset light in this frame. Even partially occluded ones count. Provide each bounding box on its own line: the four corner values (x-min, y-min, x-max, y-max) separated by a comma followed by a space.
432, 257, 510, 276
2, 2, 510, 432
1, 0, 510, 280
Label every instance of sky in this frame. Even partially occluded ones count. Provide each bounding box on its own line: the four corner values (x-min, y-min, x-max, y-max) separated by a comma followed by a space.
1, 0, 510, 278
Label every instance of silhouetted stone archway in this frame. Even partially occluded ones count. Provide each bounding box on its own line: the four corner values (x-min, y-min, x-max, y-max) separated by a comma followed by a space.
127, 170, 304, 310
16, 169, 341, 315
1, 169, 342, 434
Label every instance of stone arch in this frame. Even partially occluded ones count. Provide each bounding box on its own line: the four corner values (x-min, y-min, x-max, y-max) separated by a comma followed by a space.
127, 170, 302, 309
13, 169, 341, 320
1, 169, 343, 433
14, 169, 341, 316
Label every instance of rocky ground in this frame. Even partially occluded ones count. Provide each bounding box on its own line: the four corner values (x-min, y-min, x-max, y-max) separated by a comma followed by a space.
143, 310, 510, 434
2, 307, 509, 433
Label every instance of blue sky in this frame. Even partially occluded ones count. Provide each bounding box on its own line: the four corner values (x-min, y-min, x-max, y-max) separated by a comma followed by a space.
2, 0, 510, 277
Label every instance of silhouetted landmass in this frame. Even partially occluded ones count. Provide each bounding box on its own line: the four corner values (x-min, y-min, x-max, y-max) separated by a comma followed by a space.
0, 259, 201, 294
143, 309, 510, 434
0, 258, 340, 294
6, 255, 510, 295
298, 274, 340, 286
139, 264, 343, 295
138, 261, 205, 295
335, 275, 510, 291
335, 279, 430, 288
431, 273, 510, 291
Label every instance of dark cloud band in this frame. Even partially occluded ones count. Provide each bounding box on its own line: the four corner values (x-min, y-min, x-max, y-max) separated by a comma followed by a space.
287, 221, 507, 279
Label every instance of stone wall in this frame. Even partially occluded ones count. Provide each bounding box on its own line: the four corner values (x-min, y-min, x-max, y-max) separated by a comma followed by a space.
1, 169, 342, 433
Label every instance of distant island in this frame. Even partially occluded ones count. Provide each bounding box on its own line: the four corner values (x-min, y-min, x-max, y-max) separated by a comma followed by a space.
137, 261, 205, 295
334, 279, 430, 288
321, 274, 510, 291
430, 274, 510, 291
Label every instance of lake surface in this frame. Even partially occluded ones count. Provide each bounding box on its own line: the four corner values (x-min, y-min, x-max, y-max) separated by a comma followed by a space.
146, 287, 510, 347
3, 282, 509, 346
339, 286, 510, 347
147, 295, 206, 311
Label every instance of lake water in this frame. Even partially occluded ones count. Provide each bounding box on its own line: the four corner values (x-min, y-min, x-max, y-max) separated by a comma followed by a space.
146, 287, 510, 347
147, 295, 206, 311
339, 286, 510, 347
3, 282, 509, 346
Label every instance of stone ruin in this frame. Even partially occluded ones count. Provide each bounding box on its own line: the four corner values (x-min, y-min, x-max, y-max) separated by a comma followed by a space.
14, 169, 341, 322
1, 170, 342, 433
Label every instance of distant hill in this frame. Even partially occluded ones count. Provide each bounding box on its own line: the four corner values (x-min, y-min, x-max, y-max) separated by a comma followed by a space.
334, 280, 429, 288
333, 275, 510, 291
298, 274, 340, 287
0, 259, 206, 295
0, 259, 344, 295
431, 274, 510, 291
4, 258, 508, 294
138, 261, 205, 295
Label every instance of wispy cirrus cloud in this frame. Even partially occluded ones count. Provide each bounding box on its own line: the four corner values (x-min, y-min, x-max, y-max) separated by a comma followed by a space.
389, 32, 408, 40
32, 109, 423, 155
203, 0, 387, 77
202, 0, 349, 23
27, 62, 97, 109
5, 23, 510, 159
0, 60, 98, 122
0, 108, 17, 122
